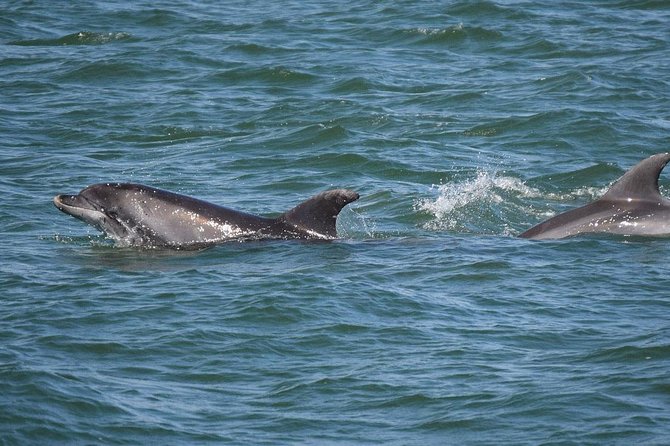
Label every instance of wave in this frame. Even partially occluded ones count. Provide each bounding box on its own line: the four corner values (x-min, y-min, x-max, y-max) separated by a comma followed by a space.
9, 31, 133, 46
446, 0, 537, 20
211, 65, 318, 85
461, 112, 565, 137
460, 110, 618, 140
224, 43, 294, 56
611, 0, 670, 10
401, 23, 503, 46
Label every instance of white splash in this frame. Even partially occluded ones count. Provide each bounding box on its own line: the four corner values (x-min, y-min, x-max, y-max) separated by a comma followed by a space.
415, 170, 538, 227
414, 169, 607, 234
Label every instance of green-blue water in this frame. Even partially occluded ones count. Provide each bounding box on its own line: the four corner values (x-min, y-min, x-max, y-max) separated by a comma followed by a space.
2, 1, 670, 444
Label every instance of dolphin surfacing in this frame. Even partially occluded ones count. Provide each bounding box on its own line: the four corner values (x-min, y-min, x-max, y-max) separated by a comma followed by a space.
54, 183, 359, 248
520, 153, 670, 240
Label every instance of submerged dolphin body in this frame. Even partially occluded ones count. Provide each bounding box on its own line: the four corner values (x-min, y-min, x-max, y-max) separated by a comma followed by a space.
54, 183, 359, 248
520, 153, 670, 240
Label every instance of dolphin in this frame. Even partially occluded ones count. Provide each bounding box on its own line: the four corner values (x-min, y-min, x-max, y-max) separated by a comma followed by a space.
54, 183, 359, 248
519, 153, 670, 240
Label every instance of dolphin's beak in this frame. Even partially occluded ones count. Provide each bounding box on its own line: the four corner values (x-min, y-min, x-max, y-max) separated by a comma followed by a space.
53, 191, 129, 240
54, 194, 81, 213
53, 194, 101, 223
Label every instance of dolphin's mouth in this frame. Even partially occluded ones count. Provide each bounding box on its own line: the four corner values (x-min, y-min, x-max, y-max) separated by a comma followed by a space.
54, 194, 99, 218
54, 194, 80, 209
53, 193, 113, 230
53, 193, 136, 243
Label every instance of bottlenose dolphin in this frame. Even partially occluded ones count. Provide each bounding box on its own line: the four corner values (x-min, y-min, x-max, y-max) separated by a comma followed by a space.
54, 183, 359, 248
520, 153, 670, 240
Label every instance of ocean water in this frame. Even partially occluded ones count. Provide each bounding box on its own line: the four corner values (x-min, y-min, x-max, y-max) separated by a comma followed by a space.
2, 0, 670, 444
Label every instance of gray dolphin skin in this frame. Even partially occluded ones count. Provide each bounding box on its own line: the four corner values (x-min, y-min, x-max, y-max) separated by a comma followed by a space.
54, 183, 359, 248
520, 153, 670, 240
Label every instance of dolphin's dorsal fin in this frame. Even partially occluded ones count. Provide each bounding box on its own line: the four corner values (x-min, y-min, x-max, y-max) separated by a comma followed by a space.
280, 189, 359, 238
602, 152, 670, 202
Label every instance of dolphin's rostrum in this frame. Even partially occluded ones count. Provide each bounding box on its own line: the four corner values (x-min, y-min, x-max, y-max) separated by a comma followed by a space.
54, 183, 359, 248
520, 153, 670, 239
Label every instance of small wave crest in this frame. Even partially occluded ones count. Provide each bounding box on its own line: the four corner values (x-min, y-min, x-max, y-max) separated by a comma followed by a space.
402, 23, 502, 45
10, 31, 132, 46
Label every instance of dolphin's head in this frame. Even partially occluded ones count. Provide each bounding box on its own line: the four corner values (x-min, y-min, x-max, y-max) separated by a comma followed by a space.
53, 183, 143, 244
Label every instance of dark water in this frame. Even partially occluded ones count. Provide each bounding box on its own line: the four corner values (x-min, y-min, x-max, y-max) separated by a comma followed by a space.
2, 1, 670, 444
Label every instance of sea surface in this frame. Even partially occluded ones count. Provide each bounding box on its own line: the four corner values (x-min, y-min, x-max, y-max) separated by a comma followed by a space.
1, 1, 670, 444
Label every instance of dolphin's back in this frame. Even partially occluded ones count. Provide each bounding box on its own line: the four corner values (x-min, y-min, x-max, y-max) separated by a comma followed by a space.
519, 153, 670, 240
519, 200, 618, 239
